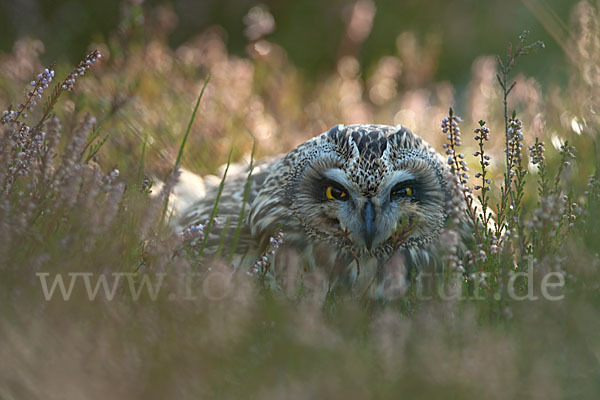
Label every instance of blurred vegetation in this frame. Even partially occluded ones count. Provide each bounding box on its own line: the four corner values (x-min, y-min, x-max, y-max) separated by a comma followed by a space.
1, 0, 600, 398
0, 0, 573, 84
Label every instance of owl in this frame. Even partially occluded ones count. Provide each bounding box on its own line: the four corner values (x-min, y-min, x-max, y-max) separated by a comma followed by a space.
174, 124, 459, 299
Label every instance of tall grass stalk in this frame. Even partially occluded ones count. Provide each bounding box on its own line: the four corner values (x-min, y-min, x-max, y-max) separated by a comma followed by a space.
196, 147, 233, 261
159, 76, 210, 226
229, 139, 256, 264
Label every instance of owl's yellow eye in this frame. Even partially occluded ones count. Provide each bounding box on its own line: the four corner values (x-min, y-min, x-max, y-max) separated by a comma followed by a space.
325, 185, 348, 201
391, 186, 415, 200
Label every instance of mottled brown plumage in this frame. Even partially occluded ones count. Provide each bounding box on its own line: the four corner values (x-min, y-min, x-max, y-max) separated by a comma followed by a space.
174, 124, 460, 298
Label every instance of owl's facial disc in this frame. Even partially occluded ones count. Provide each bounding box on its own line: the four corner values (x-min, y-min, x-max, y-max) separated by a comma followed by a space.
298, 168, 407, 252
294, 163, 445, 254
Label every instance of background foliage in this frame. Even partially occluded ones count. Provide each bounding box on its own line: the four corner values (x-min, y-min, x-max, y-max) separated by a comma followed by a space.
0, 0, 573, 83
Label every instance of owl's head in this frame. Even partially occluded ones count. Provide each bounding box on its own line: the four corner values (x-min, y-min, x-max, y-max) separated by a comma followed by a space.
282, 124, 449, 257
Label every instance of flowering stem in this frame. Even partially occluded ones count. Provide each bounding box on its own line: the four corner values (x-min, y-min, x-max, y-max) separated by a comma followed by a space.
474, 121, 492, 232
443, 109, 483, 244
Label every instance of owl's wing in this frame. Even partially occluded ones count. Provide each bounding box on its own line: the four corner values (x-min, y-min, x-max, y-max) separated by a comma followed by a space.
171, 156, 280, 260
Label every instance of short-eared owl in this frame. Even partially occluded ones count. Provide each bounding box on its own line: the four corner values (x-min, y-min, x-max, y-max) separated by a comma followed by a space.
174, 124, 457, 298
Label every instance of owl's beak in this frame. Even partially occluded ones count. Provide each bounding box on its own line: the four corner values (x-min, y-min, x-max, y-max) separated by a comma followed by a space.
362, 199, 377, 250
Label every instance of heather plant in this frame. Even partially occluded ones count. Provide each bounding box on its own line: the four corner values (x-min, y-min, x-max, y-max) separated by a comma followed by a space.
1, 1, 600, 399
436, 32, 598, 319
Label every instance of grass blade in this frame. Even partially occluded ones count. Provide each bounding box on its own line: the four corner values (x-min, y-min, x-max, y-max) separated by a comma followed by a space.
175, 76, 210, 169
196, 147, 233, 261
159, 75, 210, 226
137, 133, 148, 188
229, 139, 256, 264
